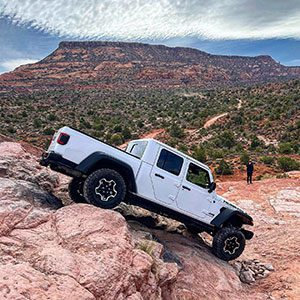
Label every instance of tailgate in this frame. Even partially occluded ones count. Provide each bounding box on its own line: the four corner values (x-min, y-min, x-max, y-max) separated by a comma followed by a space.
47, 130, 60, 152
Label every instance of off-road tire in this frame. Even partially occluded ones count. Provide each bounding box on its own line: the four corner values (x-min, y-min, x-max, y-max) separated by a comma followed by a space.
212, 227, 245, 261
68, 178, 87, 203
83, 168, 126, 209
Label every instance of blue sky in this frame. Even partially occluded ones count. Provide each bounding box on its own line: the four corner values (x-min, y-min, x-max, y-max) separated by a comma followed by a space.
0, 0, 300, 73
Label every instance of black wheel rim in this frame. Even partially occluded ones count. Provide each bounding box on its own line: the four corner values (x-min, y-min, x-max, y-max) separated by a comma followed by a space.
94, 178, 117, 202
223, 236, 240, 255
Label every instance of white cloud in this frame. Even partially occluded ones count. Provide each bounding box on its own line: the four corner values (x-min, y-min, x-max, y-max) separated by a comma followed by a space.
0, 58, 38, 73
285, 59, 300, 66
0, 0, 300, 40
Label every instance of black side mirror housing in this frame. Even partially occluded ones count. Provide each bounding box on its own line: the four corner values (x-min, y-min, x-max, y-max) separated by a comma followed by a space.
208, 182, 216, 193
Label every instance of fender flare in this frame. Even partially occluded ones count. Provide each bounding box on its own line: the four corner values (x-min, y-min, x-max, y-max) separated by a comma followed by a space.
75, 152, 137, 193
211, 208, 253, 228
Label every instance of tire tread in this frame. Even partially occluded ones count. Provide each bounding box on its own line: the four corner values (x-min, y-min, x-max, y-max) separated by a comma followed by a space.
83, 168, 126, 209
212, 227, 245, 261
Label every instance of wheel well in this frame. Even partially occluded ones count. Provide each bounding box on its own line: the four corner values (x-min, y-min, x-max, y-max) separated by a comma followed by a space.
223, 215, 243, 228
87, 159, 136, 193
211, 207, 253, 231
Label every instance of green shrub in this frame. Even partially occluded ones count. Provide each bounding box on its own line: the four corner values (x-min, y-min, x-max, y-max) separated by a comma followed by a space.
215, 131, 236, 149
137, 242, 153, 256
249, 136, 263, 150
113, 124, 122, 133
178, 144, 188, 153
210, 149, 226, 159
278, 142, 295, 154
215, 159, 233, 175
43, 127, 55, 135
48, 113, 57, 121
7, 126, 16, 134
93, 123, 104, 131
137, 120, 144, 128
192, 146, 207, 162
122, 127, 132, 139
169, 123, 185, 138
260, 156, 275, 165
33, 119, 42, 128
110, 133, 123, 145
277, 157, 300, 171
240, 152, 250, 165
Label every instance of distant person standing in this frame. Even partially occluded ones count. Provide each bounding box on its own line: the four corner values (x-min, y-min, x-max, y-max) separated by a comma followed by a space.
247, 159, 254, 184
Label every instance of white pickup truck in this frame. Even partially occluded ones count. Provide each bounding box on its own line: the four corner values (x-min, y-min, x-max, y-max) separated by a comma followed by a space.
40, 126, 253, 261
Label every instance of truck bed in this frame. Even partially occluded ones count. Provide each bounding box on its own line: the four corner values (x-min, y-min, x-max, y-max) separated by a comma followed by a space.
47, 126, 141, 176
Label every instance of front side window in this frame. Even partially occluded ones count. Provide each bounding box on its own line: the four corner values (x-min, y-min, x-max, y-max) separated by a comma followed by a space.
186, 163, 211, 189
157, 149, 183, 176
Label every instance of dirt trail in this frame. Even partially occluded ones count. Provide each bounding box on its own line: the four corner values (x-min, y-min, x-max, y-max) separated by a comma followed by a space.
140, 128, 165, 139
203, 99, 243, 129
203, 112, 228, 129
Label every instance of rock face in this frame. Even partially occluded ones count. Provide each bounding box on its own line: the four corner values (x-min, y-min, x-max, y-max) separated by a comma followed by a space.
218, 177, 300, 299
0, 140, 265, 300
1, 41, 300, 92
1, 139, 299, 299
0, 142, 179, 299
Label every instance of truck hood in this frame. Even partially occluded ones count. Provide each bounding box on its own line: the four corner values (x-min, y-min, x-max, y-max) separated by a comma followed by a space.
215, 194, 244, 212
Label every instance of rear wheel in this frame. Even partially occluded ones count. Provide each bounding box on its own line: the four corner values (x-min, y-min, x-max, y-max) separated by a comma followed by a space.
83, 168, 126, 209
68, 178, 87, 203
212, 227, 245, 261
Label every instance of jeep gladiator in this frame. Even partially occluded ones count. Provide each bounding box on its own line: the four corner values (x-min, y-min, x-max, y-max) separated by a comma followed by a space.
40, 126, 254, 261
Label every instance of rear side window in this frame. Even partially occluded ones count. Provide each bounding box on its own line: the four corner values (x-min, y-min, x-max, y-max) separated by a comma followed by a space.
186, 163, 211, 189
126, 141, 148, 159
157, 149, 183, 176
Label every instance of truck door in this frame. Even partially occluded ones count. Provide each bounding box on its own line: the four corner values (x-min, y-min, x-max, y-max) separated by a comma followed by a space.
150, 148, 184, 205
176, 161, 215, 222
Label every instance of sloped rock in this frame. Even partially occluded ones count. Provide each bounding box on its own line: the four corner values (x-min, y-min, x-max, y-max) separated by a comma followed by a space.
0, 200, 178, 299
0, 178, 62, 210
0, 176, 178, 299
129, 224, 267, 300
0, 260, 95, 300
0, 141, 65, 195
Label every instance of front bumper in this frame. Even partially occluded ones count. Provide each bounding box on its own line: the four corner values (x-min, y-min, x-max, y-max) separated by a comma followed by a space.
241, 228, 254, 240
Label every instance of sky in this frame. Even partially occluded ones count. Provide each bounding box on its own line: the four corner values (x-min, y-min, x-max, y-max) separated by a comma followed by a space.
0, 0, 300, 74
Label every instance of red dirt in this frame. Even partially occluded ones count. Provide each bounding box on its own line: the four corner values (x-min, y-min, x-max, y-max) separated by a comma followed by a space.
204, 112, 229, 129
218, 175, 300, 299
140, 128, 165, 139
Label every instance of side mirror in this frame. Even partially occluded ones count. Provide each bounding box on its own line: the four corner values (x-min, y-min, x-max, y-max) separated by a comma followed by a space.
208, 182, 216, 193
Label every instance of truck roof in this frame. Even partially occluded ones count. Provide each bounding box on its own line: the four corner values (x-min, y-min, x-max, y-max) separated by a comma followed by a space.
129, 138, 211, 171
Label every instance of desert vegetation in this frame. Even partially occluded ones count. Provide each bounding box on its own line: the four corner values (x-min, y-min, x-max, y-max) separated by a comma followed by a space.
0, 80, 299, 175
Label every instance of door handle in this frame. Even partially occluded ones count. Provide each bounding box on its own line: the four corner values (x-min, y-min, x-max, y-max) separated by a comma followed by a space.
155, 173, 164, 179
182, 185, 191, 191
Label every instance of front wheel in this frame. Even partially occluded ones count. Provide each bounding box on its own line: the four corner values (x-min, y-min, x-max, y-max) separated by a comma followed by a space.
212, 227, 245, 261
83, 168, 126, 209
